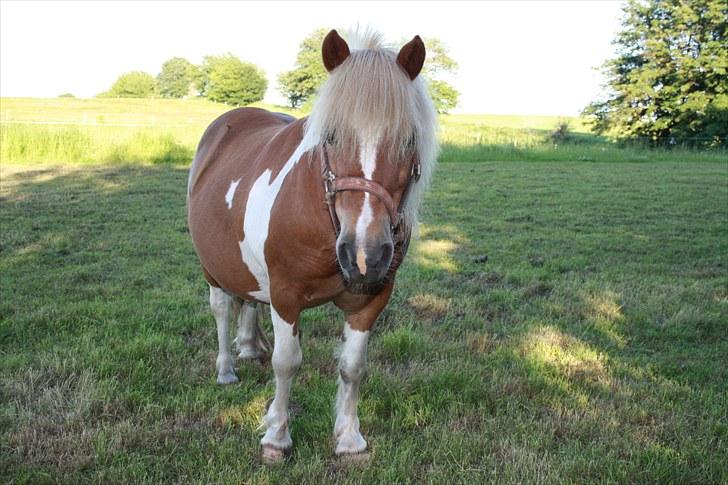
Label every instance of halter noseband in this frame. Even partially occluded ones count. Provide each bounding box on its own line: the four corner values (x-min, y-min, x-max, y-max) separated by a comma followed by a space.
321, 144, 420, 248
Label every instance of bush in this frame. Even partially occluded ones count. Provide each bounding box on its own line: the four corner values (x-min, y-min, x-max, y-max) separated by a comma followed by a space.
202, 54, 267, 106
548, 120, 572, 144
105, 71, 157, 98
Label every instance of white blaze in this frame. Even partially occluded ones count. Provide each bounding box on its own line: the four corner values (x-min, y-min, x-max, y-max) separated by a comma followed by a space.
354, 136, 379, 272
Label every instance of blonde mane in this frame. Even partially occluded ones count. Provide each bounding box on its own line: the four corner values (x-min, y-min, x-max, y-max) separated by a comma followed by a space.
304, 29, 439, 233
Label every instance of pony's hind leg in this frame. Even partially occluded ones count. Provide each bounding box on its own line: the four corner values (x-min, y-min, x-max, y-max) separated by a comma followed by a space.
209, 285, 241, 385
234, 302, 271, 361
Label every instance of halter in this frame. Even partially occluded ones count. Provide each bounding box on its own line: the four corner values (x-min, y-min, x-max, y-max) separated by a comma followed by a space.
321, 144, 420, 260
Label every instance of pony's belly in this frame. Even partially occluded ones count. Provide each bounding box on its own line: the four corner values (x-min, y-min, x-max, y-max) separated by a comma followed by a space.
189, 218, 266, 301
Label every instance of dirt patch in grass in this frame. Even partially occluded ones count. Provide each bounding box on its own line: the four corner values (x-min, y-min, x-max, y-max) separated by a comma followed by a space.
406, 293, 450, 321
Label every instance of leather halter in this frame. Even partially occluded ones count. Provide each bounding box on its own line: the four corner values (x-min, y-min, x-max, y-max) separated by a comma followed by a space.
321, 145, 420, 254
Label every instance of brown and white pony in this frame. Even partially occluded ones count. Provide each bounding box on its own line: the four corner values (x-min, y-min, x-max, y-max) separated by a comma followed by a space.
187, 29, 438, 461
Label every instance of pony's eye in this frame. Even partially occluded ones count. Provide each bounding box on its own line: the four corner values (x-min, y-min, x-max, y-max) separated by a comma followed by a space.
325, 131, 336, 146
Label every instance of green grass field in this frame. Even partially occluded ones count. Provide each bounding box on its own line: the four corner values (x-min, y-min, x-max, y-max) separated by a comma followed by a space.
2, 97, 725, 165
1, 98, 727, 483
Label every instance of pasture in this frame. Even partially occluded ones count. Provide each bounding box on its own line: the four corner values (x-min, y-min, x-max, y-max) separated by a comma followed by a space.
1, 98, 727, 483
2, 98, 725, 166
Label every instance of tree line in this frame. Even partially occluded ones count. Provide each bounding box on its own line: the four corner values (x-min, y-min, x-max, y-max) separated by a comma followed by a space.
99, 54, 267, 106
583, 0, 726, 148
98, 29, 460, 113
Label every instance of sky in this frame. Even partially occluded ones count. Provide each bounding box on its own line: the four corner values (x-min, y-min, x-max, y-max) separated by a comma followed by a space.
0, 1, 625, 115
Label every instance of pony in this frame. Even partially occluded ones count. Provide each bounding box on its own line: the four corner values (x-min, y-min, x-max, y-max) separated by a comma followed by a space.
187, 29, 438, 462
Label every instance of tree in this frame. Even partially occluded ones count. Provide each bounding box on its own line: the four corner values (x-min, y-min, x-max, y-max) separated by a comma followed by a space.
428, 80, 459, 114
583, 0, 727, 148
157, 57, 201, 98
200, 54, 267, 106
105, 71, 156, 98
279, 30, 460, 112
278, 29, 329, 108
413, 37, 460, 113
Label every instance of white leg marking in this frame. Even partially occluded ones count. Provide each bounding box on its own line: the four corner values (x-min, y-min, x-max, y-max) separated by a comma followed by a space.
239, 139, 314, 303
210, 286, 240, 385
261, 306, 302, 453
335, 322, 370, 455
225, 178, 241, 209
234, 302, 270, 359
354, 136, 379, 273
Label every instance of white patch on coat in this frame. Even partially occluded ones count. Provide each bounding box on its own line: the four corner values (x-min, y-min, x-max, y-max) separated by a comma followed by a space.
239, 138, 314, 302
225, 178, 241, 209
354, 136, 378, 272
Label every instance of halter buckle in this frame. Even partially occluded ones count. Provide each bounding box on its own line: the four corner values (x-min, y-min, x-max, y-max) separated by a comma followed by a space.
323, 169, 336, 199
411, 161, 421, 182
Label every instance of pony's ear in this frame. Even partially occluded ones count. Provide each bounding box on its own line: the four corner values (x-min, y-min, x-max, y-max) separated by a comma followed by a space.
322, 29, 350, 72
397, 35, 426, 80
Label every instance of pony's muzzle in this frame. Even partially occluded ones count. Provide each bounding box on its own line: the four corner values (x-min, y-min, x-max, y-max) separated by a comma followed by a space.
337, 239, 393, 286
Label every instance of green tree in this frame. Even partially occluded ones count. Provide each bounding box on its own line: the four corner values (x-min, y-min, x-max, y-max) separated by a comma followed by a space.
428, 80, 459, 114
278, 28, 329, 108
105, 71, 156, 98
157, 57, 200, 98
410, 36, 460, 113
583, 0, 727, 147
279, 30, 460, 112
200, 54, 267, 106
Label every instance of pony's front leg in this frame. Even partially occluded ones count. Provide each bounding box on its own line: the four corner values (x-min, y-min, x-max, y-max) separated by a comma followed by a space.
261, 305, 302, 462
334, 286, 393, 457
335, 321, 370, 455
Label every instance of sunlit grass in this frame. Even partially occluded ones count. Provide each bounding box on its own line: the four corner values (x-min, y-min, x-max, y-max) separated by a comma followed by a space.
2, 97, 725, 165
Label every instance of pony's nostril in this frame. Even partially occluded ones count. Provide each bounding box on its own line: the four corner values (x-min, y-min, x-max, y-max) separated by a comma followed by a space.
366, 242, 394, 271
380, 242, 393, 264
337, 241, 359, 272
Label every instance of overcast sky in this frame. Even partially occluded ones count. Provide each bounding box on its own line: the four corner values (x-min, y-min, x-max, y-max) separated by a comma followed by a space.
0, 1, 624, 115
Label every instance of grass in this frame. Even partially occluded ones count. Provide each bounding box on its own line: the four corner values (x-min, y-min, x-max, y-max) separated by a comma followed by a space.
3, 97, 726, 165
0, 98, 290, 165
1, 158, 727, 483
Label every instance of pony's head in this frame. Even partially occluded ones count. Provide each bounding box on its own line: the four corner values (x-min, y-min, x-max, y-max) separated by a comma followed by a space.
304, 29, 438, 289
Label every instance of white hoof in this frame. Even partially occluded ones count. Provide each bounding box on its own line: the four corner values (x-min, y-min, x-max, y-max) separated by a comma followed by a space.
216, 370, 238, 385
234, 336, 268, 361
216, 353, 238, 384
262, 444, 290, 464
335, 430, 367, 455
